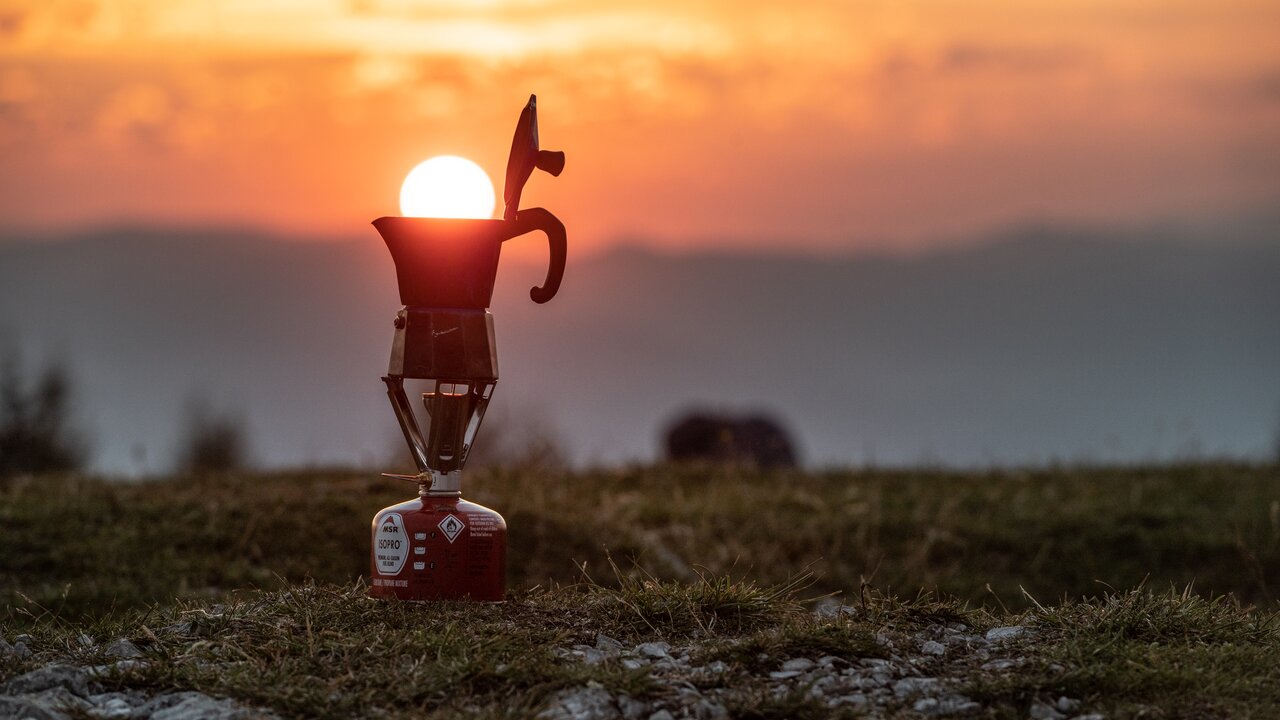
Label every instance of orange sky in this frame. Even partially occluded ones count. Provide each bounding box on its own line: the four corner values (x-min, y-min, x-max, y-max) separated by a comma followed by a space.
1, 0, 1278, 253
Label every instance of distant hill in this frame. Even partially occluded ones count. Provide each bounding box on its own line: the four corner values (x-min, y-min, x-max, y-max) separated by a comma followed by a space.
1, 218, 1277, 474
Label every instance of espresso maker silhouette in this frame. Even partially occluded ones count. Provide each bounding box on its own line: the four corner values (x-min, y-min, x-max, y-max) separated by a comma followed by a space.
369, 95, 565, 602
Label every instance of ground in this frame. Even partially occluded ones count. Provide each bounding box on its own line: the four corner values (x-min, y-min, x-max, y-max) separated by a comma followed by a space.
1, 464, 1278, 718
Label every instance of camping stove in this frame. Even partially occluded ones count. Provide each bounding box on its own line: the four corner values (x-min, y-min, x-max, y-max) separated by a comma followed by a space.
368, 95, 566, 602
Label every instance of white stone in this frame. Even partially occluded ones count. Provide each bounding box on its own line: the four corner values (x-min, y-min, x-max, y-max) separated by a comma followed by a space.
921, 640, 946, 656
635, 642, 670, 659
1029, 700, 1066, 720
1057, 697, 1081, 713
537, 685, 620, 720
91, 697, 134, 720
984, 626, 1027, 642
596, 634, 624, 652
781, 657, 815, 672
692, 699, 727, 720
3, 665, 90, 698
892, 677, 940, 698
617, 694, 646, 720
146, 692, 264, 720
831, 694, 868, 709
104, 639, 142, 659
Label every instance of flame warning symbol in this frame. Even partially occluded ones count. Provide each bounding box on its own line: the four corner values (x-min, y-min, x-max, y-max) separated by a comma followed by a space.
438, 514, 465, 543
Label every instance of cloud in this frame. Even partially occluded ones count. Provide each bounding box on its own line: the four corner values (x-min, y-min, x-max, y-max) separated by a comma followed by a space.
938, 43, 1087, 74
0, 9, 26, 41
95, 83, 175, 149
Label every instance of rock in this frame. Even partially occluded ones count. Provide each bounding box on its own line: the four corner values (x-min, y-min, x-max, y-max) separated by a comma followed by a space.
868, 669, 894, 686
635, 642, 670, 659
0, 694, 72, 720
103, 639, 143, 660
144, 691, 264, 720
1070, 715, 1105, 720
596, 634, 624, 652
621, 658, 646, 670
160, 621, 193, 636
3, 664, 91, 697
703, 660, 728, 674
1057, 697, 1081, 713
582, 648, 610, 665
817, 655, 841, 667
1029, 700, 1066, 720
538, 684, 620, 720
569, 645, 609, 665
768, 670, 803, 680
921, 640, 946, 656
648, 711, 675, 720
780, 658, 815, 672
984, 626, 1027, 642
892, 677, 939, 698
914, 698, 940, 713
980, 658, 1021, 671
86, 660, 148, 678
2, 637, 33, 661
691, 699, 728, 720
91, 696, 134, 719
76, 634, 95, 648
915, 695, 981, 716
617, 694, 647, 720
829, 694, 868, 709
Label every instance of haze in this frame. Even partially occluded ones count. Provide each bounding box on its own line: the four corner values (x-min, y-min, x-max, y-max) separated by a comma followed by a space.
1, 1, 1277, 473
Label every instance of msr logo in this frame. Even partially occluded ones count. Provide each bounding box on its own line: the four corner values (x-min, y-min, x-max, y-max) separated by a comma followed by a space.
438, 514, 465, 543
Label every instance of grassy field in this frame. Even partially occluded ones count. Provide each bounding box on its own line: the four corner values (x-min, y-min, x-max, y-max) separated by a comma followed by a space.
2, 463, 1278, 717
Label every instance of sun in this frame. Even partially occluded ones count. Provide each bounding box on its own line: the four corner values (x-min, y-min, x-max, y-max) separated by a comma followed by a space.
399, 156, 496, 219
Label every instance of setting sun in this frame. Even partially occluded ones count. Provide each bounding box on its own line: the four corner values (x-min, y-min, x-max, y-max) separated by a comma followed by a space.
399, 156, 496, 219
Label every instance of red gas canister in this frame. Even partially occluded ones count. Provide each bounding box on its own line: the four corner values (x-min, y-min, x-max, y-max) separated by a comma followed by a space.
369, 495, 506, 602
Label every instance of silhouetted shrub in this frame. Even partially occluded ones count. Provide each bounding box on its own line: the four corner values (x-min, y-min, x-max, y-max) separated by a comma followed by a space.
663, 411, 798, 469
0, 353, 86, 477
175, 399, 249, 473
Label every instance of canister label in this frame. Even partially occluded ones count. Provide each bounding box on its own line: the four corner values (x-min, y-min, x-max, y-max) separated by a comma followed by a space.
374, 512, 408, 575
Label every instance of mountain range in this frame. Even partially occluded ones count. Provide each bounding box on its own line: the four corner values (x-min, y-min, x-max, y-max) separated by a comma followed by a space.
1, 216, 1277, 474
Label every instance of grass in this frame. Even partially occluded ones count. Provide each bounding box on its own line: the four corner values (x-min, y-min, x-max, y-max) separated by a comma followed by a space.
964, 587, 1280, 718
2, 463, 1277, 621
2, 463, 1279, 717
2, 581, 1276, 719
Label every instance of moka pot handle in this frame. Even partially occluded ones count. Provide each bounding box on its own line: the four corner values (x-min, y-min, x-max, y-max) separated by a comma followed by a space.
505, 207, 566, 304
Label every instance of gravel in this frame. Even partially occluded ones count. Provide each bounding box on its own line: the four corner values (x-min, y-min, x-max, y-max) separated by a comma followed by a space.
0, 642, 276, 720
536, 618, 1101, 720
2, 618, 1098, 720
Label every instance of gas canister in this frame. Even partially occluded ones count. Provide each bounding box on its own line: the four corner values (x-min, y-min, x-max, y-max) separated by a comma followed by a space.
370, 495, 506, 602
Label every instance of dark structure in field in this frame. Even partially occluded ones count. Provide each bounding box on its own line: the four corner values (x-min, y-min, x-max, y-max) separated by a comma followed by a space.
664, 412, 798, 468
